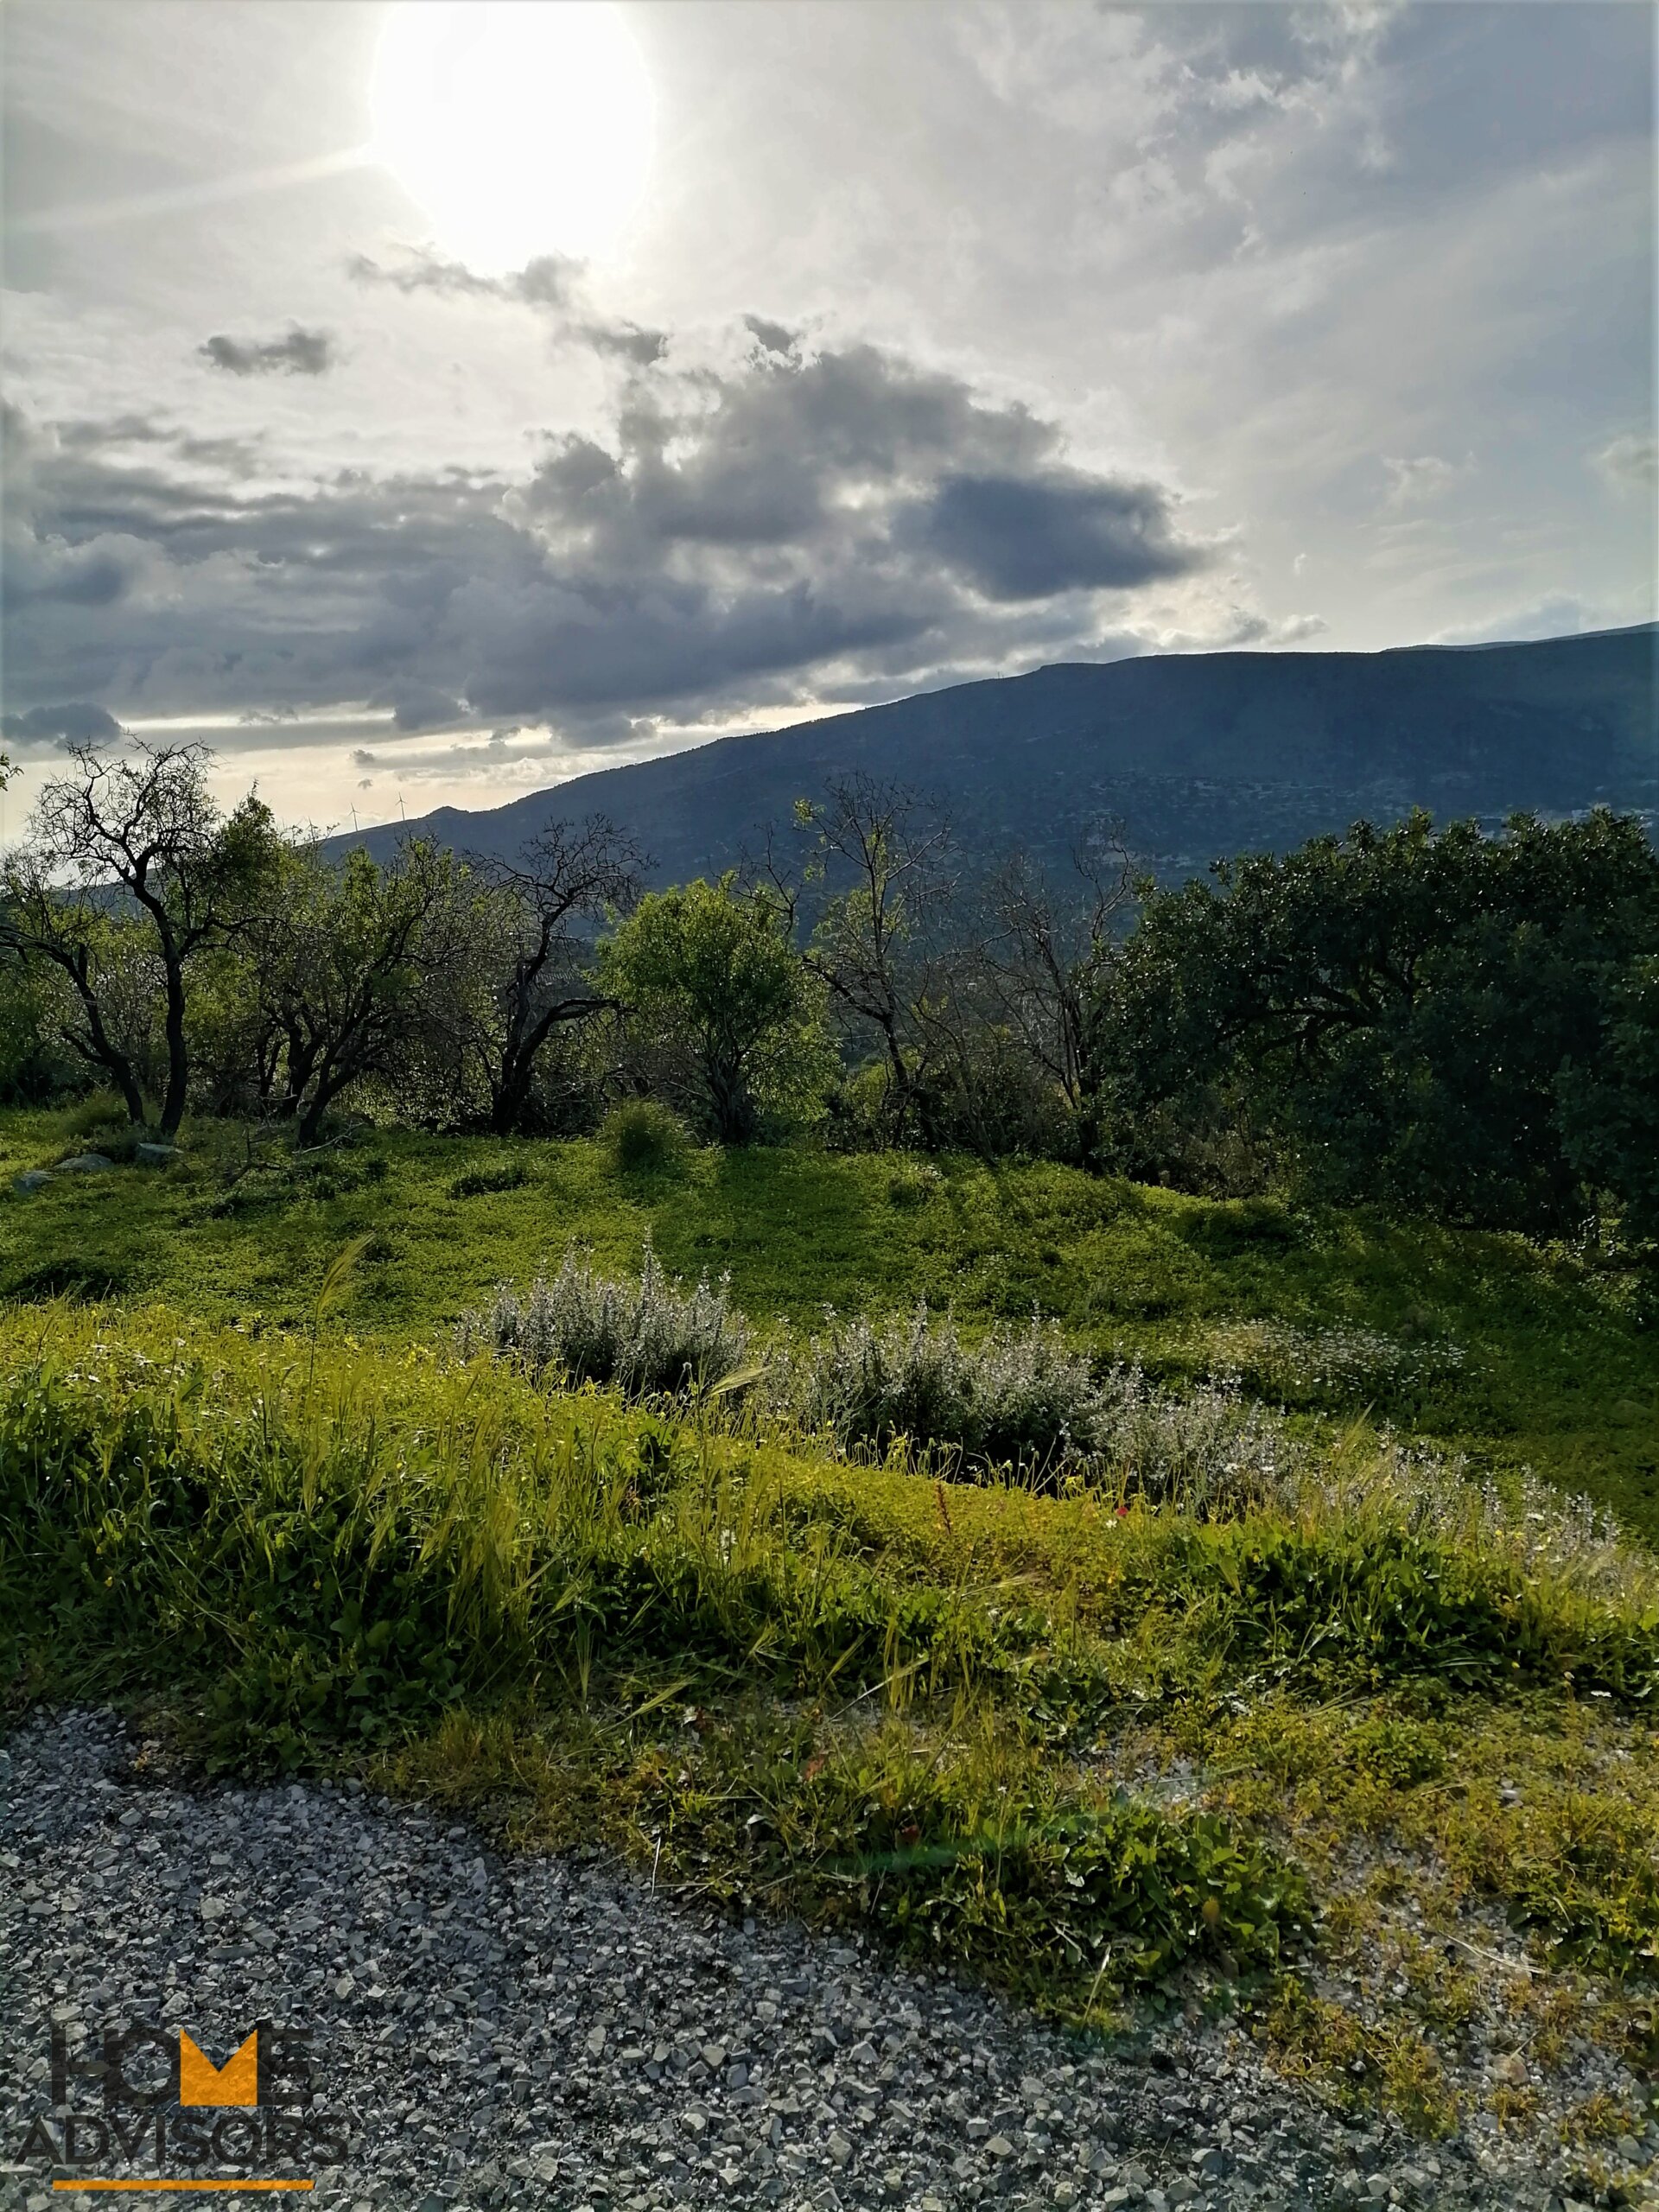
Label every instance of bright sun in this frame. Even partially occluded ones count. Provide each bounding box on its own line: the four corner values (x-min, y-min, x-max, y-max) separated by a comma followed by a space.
369, 1, 654, 272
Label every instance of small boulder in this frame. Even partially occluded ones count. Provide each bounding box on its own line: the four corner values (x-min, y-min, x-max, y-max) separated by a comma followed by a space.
135, 1142, 180, 1167
12, 1170, 53, 1194
55, 1153, 115, 1173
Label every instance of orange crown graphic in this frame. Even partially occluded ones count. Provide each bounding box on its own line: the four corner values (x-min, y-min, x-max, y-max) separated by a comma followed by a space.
179, 2029, 259, 2107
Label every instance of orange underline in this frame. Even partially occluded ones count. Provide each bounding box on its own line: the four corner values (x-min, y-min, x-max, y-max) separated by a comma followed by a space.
52, 2183, 313, 2195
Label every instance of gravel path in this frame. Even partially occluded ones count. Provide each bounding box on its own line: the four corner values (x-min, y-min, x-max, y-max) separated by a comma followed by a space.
0, 1711, 1599, 2211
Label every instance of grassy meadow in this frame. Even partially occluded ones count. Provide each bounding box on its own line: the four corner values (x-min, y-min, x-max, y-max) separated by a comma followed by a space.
3, 1098, 1659, 2173
2, 1099, 1654, 1532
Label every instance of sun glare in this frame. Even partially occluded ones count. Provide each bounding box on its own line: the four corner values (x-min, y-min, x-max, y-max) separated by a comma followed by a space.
369, 2, 654, 272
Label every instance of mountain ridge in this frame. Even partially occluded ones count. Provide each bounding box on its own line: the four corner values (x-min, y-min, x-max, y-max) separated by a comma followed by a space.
324, 624, 1658, 883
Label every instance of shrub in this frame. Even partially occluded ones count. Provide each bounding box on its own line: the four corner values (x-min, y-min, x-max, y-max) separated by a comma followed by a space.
770, 1304, 1296, 1501
1196, 1319, 1474, 1414
775, 1304, 1105, 1479
455, 1255, 1651, 1603
601, 1098, 690, 1176
458, 1237, 748, 1398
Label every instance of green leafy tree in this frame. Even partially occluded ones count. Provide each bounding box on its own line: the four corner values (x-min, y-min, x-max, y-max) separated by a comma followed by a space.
0, 942, 86, 1104
1556, 954, 1659, 1244
600, 874, 826, 1142
249, 841, 474, 1146
1089, 810, 1659, 1231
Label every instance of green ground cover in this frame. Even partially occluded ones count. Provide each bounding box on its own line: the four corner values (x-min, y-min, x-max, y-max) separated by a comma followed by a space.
3, 1298, 1657, 2166
4, 1103, 1658, 2171
3, 1103, 1654, 1534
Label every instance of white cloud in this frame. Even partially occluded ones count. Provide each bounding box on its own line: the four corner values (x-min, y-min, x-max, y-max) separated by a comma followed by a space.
1432, 593, 1607, 646
1591, 431, 1658, 495
1380, 453, 1472, 509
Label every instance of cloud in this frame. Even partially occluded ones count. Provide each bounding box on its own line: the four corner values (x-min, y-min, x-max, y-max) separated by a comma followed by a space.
912, 468, 1206, 600
199, 324, 336, 377
579, 320, 668, 367
378, 683, 468, 734
4, 547, 128, 607
745, 315, 800, 359
0, 328, 1225, 747
347, 247, 578, 308
1591, 431, 1657, 495
1380, 454, 1469, 509
0, 700, 124, 747
1431, 594, 1605, 646
347, 245, 665, 369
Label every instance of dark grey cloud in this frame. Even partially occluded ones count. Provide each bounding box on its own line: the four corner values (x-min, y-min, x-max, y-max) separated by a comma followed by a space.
4, 546, 128, 607
745, 315, 799, 359
1, 330, 1214, 741
54, 414, 171, 449
913, 469, 1205, 600
0, 700, 123, 745
582, 321, 669, 367
177, 433, 266, 472
199, 324, 336, 377
381, 683, 468, 734
41, 416, 263, 475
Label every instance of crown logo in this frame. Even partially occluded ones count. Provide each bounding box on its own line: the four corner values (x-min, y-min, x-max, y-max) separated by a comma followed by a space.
179, 2029, 259, 2107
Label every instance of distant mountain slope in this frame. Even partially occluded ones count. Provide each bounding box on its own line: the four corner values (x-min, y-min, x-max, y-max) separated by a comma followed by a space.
325, 625, 1657, 884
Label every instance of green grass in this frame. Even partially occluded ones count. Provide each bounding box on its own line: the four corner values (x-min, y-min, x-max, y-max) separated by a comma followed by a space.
4, 1100, 1659, 2160
3, 1103, 1655, 1535
4, 1304, 1659, 2086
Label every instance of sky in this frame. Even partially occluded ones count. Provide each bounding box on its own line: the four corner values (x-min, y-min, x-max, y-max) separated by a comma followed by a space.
2, 0, 1654, 836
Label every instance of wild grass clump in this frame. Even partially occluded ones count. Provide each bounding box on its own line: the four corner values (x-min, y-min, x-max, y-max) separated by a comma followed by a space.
0, 1318, 1027, 1760
457, 1237, 748, 1398
388, 1703, 1310, 2017
1290, 1436, 1653, 1605
620, 1712, 1311, 2005
601, 1098, 690, 1176
454, 1255, 1656, 1621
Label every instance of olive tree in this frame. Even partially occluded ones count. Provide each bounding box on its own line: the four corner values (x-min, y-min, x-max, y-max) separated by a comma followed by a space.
0, 741, 279, 1135
246, 839, 474, 1147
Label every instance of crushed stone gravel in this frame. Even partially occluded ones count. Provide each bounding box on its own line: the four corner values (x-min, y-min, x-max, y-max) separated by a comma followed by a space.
0, 1710, 1635, 2211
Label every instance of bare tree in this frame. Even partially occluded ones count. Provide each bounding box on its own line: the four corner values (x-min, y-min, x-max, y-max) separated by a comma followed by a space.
792, 776, 957, 1144
460, 816, 645, 1134
0, 741, 278, 1135
0, 859, 149, 1122
979, 834, 1135, 1166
